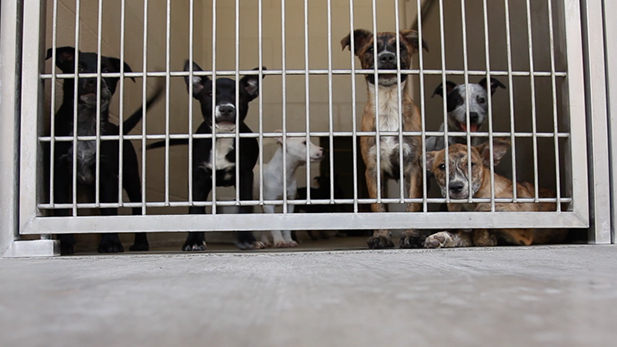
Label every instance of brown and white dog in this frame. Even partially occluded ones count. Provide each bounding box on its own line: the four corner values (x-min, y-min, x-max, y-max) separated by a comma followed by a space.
423, 139, 568, 248
341, 29, 428, 249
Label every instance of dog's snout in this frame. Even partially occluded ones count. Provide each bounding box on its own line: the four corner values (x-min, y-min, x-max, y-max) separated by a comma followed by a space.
469, 112, 479, 124
449, 181, 464, 193
317, 147, 324, 157
378, 52, 396, 65
218, 105, 236, 117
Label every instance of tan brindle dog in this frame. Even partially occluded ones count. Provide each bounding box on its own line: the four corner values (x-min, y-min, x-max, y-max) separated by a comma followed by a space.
424, 139, 568, 248
341, 29, 428, 249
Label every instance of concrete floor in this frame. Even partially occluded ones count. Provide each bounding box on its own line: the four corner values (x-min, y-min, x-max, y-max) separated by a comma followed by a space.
1, 246, 616, 347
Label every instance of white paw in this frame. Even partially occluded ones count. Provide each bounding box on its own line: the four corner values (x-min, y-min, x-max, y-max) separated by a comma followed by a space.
424, 232, 455, 249
253, 241, 267, 249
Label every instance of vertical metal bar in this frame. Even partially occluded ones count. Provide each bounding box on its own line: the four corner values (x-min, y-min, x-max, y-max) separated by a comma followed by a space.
525, 0, 540, 202
370, 0, 381, 203
327, 0, 335, 204
141, 0, 149, 215
188, 0, 194, 204
72, 0, 81, 216
304, 0, 311, 204
95, 0, 103, 206
118, 0, 126, 205
3, 0, 25, 249
258, 0, 264, 205
481, 0, 496, 212
49, 0, 58, 207
504, 0, 518, 202
416, 0, 427, 212
211, 0, 218, 214
348, 0, 359, 213
579, 0, 609, 242
547, 0, 561, 211
604, 0, 617, 242
460, 0, 473, 204
394, 0, 405, 203
281, 0, 288, 213
234, 0, 241, 205
164, 0, 171, 205
438, 0, 450, 203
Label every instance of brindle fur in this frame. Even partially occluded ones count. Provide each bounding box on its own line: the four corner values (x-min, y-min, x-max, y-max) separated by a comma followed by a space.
424, 140, 568, 248
341, 29, 428, 249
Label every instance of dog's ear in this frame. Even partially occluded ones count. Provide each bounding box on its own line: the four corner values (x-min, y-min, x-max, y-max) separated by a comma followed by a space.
240, 67, 266, 102
475, 138, 511, 167
274, 129, 284, 144
425, 151, 438, 171
184, 60, 210, 98
46, 46, 77, 73
479, 77, 506, 95
107, 57, 135, 82
432, 81, 457, 98
340, 29, 373, 56
399, 30, 429, 54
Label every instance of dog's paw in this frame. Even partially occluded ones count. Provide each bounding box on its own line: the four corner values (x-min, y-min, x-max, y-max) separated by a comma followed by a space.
182, 242, 207, 251
367, 236, 395, 249
400, 230, 429, 249
98, 235, 124, 253
423, 232, 454, 249
252, 241, 267, 249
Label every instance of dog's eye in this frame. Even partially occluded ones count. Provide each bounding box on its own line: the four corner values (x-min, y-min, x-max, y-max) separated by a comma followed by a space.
77, 65, 84, 73
102, 67, 110, 73
208, 91, 213, 97
367, 46, 374, 53
478, 97, 486, 104
302, 141, 307, 146
438, 163, 446, 171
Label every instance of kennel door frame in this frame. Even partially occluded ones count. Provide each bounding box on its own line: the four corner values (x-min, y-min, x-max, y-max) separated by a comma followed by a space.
17, 0, 590, 237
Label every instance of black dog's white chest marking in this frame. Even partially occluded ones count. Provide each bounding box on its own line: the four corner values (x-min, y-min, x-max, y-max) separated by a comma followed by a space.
66, 105, 100, 184
203, 138, 235, 173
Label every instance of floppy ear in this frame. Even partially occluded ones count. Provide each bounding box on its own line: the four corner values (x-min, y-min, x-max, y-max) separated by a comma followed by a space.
399, 30, 429, 53
340, 29, 373, 56
107, 57, 135, 82
474, 138, 511, 167
478, 77, 506, 95
240, 67, 266, 102
183, 60, 210, 99
432, 81, 457, 98
425, 151, 438, 171
274, 129, 283, 144
45, 46, 77, 73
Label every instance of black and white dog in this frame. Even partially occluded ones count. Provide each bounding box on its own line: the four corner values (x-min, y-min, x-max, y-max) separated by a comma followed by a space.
47, 46, 162, 255
147, 61, 265, 251
426, 77, 506, 152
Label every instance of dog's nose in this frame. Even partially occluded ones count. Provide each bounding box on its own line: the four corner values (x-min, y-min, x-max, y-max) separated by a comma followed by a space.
218, 105, 235, 117
469, 112, 479, 124
379, 52, 396, 65
449, 181, 464, 193
317, 147, 324, 157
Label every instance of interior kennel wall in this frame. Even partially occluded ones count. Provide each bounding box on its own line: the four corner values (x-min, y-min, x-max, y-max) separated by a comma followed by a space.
1, 0, 606, 256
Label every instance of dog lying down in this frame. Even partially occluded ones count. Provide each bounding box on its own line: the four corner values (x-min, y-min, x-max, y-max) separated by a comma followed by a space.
255, 134, 324, 248
423, 139, 568, 248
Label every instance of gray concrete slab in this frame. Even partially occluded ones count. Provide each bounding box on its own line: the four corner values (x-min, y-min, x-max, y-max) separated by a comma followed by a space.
1, 246, 616, 347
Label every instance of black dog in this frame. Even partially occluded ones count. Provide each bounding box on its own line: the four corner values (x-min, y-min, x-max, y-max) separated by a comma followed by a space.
47, 46, 162, 255
147, 61, 265, 251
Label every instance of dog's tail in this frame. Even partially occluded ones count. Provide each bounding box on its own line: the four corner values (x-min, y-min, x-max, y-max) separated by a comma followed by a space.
122, 79, 164, 135
146, 139, 189, 150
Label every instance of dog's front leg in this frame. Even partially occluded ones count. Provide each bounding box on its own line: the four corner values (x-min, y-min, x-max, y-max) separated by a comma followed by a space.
365, 166, 394, 249
235, 169, 264, 250
53, 159, 76, 255
97, 171, 124, 253
472, 229, 498, 247
183, 169, 211, 251
401, 164, 427, 248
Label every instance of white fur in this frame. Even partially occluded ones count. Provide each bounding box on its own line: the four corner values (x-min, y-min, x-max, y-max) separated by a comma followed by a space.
368, 82, 412, 174
257, 137, 323, 248
201, 138, 235, 171
215, 103, 235, 119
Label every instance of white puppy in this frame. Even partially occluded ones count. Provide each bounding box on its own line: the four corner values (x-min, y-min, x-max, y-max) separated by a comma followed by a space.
258, 134, 323, 247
